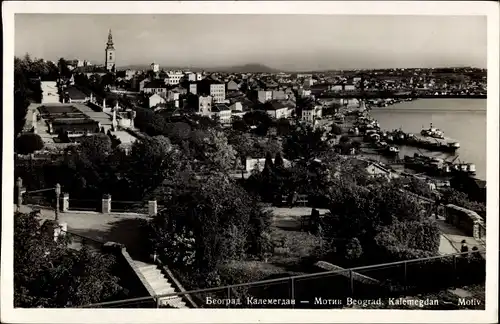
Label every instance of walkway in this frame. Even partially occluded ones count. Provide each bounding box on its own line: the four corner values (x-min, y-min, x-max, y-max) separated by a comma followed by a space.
436, 217, 484, 255
19, 205, 189, 308
18, 205, 149, 251
263, 206, 329, 230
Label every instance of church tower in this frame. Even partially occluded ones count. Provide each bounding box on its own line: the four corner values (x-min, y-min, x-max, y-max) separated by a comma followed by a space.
105, 29, 116, 72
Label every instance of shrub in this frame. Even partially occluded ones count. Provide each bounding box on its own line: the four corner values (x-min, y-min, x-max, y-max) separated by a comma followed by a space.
15, 133, 44, 155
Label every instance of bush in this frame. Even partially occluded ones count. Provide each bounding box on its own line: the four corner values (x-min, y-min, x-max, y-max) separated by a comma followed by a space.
15, 133, 44, 155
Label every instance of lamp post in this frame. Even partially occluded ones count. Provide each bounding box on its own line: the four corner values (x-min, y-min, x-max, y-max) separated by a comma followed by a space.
55, 184, 61, 222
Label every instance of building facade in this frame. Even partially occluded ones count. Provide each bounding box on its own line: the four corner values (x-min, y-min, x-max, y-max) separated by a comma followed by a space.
105, 29, 116, 72
210, 83, 226, 103
165, 71, 184, 85
198, 95, 213, 116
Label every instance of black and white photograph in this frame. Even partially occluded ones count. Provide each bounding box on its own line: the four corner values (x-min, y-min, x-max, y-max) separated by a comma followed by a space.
2, 1, 498, 323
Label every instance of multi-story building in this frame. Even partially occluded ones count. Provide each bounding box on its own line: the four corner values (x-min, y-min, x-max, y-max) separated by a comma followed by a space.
189, 83, 198, 95
301, 105, 322, 123
198, 95, 213, 116
258, 90, 273, 103
209, 83, 226, 103
259, 100, 290, 119
257, 90, 287, 103
212, 104, 232, 125
143, 80, 167, 94
165, 71, 184, 86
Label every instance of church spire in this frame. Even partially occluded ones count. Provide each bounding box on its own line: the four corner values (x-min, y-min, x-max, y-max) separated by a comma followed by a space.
106, 29, 114, 49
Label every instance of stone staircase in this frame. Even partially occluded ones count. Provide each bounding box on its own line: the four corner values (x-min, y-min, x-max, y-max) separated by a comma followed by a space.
135, 261, 188, 308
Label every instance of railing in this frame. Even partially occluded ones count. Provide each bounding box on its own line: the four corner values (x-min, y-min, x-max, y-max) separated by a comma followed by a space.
111, 200, 148, 214
79, 250, 486, 309
68, 199, 100, 212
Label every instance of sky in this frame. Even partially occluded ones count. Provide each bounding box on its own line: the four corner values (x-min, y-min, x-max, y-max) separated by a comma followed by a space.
14, 14, 487, 71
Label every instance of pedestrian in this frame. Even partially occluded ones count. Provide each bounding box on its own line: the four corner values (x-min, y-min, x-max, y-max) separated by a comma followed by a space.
291, 190, 298, 208
460, 240, 469, 253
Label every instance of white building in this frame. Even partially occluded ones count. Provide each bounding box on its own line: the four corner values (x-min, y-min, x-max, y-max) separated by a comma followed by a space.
198, 95, 213, 116
148, 93, 167, 109
165, 71, 184, 86
298, 88, 312, 98
151, 63, 160, 73
302, 106, 323, 122
213, 104, 232, 125
210, 83, 226, 103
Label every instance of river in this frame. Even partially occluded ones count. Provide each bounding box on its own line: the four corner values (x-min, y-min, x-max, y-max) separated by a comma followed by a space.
369, 99, 487, 180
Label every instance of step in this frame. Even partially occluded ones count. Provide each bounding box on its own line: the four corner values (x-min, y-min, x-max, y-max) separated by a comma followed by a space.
141, 271, 165, 279
140, 270, 165, 278
159, 297, 187, 308
149, 280, 171, 289
155, 286, 176, 295
138, 266, 161, 274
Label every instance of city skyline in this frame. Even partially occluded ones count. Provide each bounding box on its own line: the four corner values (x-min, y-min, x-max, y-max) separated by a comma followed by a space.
15, 14, 487, 71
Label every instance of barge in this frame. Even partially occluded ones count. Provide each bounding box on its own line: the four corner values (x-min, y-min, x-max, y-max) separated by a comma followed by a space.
403, 153, 476, 177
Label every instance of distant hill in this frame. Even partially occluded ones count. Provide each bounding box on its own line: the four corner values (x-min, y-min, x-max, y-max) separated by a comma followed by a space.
210, 64, 280, 73
119, 63, 280, 73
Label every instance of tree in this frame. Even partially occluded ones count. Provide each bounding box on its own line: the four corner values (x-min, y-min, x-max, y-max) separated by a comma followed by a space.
189, 129, 238, 173
320, 179, 438, 266
14, 211, 124, 307
274, 152, 285, 169
283, 124, 328, 160
58, 58, 70, 77
149, 174, 264, 278
232, 116, 249, 132
15, 133, 44, 155
344, 237, 364, 261
122, 135, 177, 199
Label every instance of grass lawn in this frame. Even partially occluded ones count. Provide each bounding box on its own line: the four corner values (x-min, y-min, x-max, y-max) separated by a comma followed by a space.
219, 227, 322, 286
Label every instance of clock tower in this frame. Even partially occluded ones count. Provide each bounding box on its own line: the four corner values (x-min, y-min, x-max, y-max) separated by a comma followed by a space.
105, 29, 116, 72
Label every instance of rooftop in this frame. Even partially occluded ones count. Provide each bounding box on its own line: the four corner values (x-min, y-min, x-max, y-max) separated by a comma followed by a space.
65, 86, 87, 100
144, 79, 167, 89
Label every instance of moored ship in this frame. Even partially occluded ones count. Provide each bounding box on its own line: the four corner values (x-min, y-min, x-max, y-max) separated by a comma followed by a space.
403, 153, 475, 177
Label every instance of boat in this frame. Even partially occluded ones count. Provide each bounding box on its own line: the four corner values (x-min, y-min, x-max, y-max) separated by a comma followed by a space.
403, 153, 452, 176
404, 153, 475, 177
375, 142, 400, 157
420, 123, 445, 139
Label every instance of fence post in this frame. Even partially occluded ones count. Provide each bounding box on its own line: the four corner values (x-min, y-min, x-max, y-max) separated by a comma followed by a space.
102, 194, 111, 214
55, 184, 61, 222
349, 270, 354, 297
62, 193, 69, 212
403, 261, 408, 291
227, 287, 231, 308
290, 277, 295, 309
16, 177, 24, 211
452, 254, 457, 285
156, 296, 162, 308
148, 200, 158, 217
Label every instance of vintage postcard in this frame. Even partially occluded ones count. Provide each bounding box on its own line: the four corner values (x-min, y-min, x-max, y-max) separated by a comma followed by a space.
2, 1, 498, 323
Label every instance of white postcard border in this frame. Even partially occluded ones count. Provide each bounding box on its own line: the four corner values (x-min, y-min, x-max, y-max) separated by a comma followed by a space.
2, 1, 498, 323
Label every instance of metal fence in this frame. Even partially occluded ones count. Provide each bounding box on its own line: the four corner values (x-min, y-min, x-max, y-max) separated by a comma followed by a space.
68, 199, 101, 212
79, 250, 486, 309
110, 200, 148, 214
